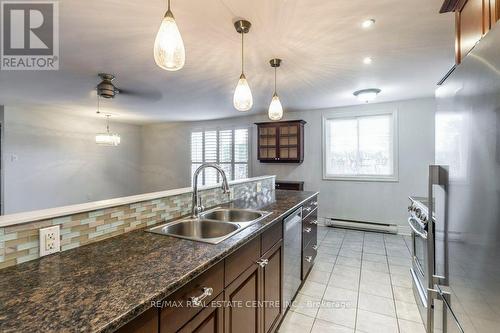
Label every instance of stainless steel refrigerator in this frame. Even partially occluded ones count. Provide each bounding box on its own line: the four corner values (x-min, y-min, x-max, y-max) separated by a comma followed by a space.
427, 23, 500, 332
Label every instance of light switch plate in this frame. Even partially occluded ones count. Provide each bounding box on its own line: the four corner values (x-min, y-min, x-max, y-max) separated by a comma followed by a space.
256, 182, 262, 193
39, 225, 60, 257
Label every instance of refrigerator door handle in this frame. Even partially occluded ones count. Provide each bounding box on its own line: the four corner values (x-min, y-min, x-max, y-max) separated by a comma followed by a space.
426, 165, 449, 333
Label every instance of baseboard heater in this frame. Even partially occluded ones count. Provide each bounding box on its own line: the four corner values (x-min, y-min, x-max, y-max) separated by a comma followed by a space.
326, 218, 398, 234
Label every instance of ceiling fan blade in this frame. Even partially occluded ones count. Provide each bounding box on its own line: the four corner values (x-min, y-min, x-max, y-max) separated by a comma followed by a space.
117, 88, 162, 102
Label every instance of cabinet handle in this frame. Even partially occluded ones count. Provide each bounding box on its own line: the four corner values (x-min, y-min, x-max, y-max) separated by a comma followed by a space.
312, 201, 318, 206
304, 207, 312, 212
304, 227, 312, 233
312, 244, 318, 251
256, 259, 269, 267
305, 256, 313, 263
190, 287, 213, 307
310, 220, 318, 225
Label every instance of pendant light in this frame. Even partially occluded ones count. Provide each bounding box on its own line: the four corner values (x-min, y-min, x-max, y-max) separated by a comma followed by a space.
268, 58, 283, 121
154, 0, 185, 71
96, 115, 121, 146
95, 97, 121, 146
233, 20, 253, 112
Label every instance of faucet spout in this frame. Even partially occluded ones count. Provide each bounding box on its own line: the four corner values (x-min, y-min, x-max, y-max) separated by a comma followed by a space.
191, 163, 231, 218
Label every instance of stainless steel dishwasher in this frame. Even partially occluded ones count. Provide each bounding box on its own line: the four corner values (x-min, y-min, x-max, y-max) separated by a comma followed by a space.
283, 207, 302, 308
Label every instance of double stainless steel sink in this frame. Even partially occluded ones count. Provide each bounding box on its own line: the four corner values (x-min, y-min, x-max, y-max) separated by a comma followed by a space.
148, 208, 272, 244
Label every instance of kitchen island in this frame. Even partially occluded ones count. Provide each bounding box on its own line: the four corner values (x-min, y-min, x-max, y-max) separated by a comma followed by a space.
0, 190, 319, 333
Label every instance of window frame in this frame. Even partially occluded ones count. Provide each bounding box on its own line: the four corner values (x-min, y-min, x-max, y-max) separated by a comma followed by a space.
190, 127, 251, 186
322, 109, 399, 182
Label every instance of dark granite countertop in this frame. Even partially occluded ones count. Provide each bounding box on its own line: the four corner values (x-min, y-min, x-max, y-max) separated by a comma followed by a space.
0, 190, 318, 333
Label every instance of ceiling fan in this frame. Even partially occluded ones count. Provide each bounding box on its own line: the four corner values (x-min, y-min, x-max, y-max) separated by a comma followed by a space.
96, 73, 162, 102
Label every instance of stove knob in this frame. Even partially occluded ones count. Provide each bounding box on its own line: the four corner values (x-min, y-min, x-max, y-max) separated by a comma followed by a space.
408, 205, 412, 212
422, 216, 427, 222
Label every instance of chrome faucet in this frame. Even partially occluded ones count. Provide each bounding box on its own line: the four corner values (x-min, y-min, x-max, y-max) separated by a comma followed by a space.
191, 163, 231, 218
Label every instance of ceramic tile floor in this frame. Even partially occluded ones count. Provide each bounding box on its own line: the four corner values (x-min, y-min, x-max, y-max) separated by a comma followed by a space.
279, 226, 425, 333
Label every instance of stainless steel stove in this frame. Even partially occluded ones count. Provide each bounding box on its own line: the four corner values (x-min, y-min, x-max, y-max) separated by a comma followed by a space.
408, 196, 432, 328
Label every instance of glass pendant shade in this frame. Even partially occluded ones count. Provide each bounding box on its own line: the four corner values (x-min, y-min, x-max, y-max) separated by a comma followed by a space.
233, 73, 253, 111
268, 93, 283, 120
154, 10, 185, 71
96, 133, 121, 146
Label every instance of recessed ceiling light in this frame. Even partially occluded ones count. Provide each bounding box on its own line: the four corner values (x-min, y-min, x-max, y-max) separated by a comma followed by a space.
362, 19, 375, 29
363, 57, 373, 65
353, 88, 381, 103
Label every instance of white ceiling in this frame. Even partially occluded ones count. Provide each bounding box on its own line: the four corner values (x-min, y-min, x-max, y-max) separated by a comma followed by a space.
0, 0, 455, 123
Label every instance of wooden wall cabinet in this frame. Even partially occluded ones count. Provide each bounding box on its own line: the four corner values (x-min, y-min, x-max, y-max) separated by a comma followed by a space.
255, 120, 306, 163
443, 0, 500, 64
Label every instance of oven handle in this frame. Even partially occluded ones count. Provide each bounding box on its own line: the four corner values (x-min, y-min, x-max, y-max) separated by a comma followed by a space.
408, 218, 427, 239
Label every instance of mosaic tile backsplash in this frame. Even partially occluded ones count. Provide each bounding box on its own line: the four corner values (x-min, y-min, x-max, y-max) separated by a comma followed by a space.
0, 177, 275, 270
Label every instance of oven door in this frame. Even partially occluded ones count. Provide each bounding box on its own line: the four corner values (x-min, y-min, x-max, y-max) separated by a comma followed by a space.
409, 217, 428, 327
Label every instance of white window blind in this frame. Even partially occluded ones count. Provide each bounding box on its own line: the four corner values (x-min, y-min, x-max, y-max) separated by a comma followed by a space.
323, 111, 398, 181
191, 128, 249, 186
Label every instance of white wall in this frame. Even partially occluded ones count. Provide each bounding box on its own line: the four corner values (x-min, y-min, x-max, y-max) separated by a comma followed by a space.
3, 106, 143, 214
141, 98, 435, 226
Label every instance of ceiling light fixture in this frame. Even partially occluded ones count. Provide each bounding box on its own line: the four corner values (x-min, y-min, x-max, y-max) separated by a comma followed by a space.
363, 57, 373, 65
353, 88, 381, 103
361, 19, 376, 29
154, 0, 185, 71
233, 20, 253, 112
268, 58, 283, 121
95, 96, 120, 146
96, 114, 121, 146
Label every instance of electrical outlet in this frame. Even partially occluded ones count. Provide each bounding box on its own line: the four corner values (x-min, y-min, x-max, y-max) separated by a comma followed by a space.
39, 226, 60, 257
256, 182, 262, 193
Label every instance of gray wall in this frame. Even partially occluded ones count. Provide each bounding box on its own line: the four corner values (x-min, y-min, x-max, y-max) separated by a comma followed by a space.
3, 106, 143, 214
141, 98, 436, 226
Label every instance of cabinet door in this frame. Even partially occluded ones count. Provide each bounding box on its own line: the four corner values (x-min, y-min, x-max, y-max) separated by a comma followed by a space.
458, 0, 485, 61
258, 126, 277, 161
178, 294, 224, 333
116, 308, 158, 333
261, 242, 283, 333
224, 263, 262, 333
277, 124, 299, 161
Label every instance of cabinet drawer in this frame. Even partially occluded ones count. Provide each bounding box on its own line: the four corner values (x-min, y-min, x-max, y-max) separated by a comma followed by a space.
261, 221, 283, 256
225, 237, 261, 287
302, 196, 318, 218
302, 241, 318, 280
160, 261, 224, 333
302, 215, 317, 249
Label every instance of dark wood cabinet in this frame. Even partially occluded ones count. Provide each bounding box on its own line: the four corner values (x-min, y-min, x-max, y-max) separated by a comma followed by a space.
255, 120, 306, 163
275, 181, 304, 191
178, 294, 224, 333
159, 262, 224, 333
224, 242, 283, 333
261, 242, 283, 333
224, 262, 262, 333
116, 308, 158, 333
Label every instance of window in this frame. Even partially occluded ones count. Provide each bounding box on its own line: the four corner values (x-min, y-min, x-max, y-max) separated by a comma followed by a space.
191, 128, 249, 186
322, 110, 398, 181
